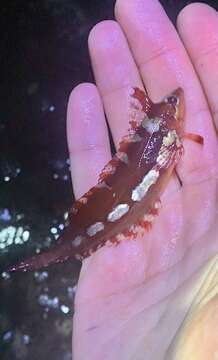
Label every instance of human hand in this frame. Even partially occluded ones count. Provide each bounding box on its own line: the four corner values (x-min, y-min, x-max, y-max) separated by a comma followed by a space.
67, 1, 218, 359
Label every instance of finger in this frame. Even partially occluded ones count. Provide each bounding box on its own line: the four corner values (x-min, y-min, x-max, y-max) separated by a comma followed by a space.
115, 0, 218, 183
177, 3, 218, 134
67, 83, 111, 199
88, 19, 180, 194
88, 20, 144, 146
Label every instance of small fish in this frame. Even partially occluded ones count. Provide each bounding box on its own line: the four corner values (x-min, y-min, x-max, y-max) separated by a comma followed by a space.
8, 87, 203, 272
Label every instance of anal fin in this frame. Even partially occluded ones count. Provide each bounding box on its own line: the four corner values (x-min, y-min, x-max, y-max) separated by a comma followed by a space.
106, 201, 161, 247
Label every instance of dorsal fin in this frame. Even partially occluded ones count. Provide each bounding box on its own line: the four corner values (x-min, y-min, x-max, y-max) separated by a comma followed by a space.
98, 87, 151, 183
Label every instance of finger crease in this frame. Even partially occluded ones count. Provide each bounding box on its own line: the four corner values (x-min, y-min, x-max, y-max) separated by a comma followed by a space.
197, 42, 218, 63
138, 45, 178, 70
69, 143, 107, 157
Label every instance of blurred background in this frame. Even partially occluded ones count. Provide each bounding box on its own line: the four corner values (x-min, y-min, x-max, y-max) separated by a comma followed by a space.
1, 0, 218, 359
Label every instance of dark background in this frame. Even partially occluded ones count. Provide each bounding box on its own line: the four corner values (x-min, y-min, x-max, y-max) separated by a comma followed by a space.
1, 1, 218, 359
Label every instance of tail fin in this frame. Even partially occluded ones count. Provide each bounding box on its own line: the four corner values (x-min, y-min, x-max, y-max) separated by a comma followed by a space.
7, 242, 72, 273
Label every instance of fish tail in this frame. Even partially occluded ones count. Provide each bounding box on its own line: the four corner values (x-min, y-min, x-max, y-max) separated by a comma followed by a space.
7, 242, 72, 273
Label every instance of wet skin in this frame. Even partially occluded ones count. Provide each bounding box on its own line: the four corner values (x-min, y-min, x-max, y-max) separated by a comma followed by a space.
67, 1, 218, 359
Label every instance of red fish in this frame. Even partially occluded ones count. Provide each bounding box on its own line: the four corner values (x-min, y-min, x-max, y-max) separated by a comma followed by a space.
8, 87, 202, 272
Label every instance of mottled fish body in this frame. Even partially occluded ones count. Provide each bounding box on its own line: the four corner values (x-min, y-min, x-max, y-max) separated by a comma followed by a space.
8, 87, 187, 272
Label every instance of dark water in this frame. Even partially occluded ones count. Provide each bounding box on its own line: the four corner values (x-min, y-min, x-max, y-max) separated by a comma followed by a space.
0, 1, 217, 359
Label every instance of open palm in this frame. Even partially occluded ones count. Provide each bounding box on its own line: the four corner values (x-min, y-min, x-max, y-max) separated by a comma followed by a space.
67, 1, 218, 359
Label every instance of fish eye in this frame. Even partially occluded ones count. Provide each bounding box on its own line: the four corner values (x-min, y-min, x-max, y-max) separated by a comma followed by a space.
166, 95, 178, 106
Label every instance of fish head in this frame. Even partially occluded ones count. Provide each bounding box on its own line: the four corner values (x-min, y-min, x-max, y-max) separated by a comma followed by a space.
152, 88, 185, 137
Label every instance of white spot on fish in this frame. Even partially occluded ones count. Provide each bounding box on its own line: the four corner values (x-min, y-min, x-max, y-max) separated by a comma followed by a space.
129, 224, 145, 237
71, 207, 78, 215
163, 130, 178, 147
132, 169, 159, 202
132, 133, 142, 142
78, 197, 88, 204
142, 117, 161, 134
86, 222, 104, 237
116, 233, 127, 242
105, 240, 113, 246
129, 95, 143, 111
107, 203, 130, 222
125, 133, 142, 143
72, 235, 83, 247
154, 200, 161, 209
129, 100, 145, 128
116, 151, 129, 164
156, 147, 171, 167
129, 225, 137, 234
143, 214, 155, 222
103, 164, 116, 174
